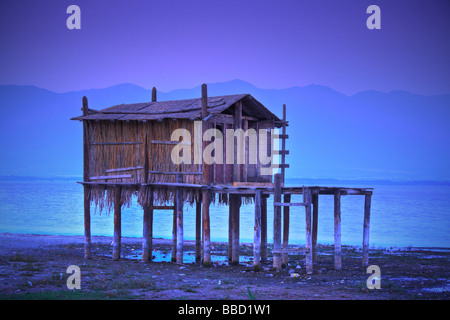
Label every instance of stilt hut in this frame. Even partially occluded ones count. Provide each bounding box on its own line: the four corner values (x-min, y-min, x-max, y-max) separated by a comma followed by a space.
71, 84, 373, 272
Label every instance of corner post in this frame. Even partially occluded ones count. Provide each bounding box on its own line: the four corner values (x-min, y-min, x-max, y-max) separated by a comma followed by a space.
112, 186, 122, 261
282, 193, 291, 266
176, 173, 184, 264
334, 189, 342, 270
201, 83, 212, 266
362, 191, 372, 267
231, 194, 241, 265
260, 195, 268, 262
82, 96, 91, 259
142, 137, 153, 262
273, 173, 282, 270
312, 190, 319, 262
253, 189, 262, 269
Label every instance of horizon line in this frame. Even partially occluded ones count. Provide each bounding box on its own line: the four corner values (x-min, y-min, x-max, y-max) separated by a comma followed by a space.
2, 80, 450, 98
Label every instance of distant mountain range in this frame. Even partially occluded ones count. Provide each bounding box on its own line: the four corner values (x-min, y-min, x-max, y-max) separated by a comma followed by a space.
1, 80, 449, 181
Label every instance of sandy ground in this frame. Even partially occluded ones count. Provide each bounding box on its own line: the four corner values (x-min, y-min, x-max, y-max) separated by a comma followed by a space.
0, 233, 448, 300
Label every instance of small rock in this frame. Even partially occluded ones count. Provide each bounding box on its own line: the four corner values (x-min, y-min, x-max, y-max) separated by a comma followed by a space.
296, 265, 301, 269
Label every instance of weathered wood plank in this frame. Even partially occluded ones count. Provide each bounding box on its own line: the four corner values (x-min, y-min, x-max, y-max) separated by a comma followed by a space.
230, 194, 241, 265
195, 196, 202, 264
148, 170, 202, 175
90, 174, 132, 180
273, 174, 282, 270
142, 188, 153, 262
106, 166, 144, 173
362, 192, 372, 267
176, 173, 184, 264
253, 190, 262, 269
112, 187, 122, 261
261, 195, 268, 262
82, 96, 91, 259
312, 191, 319, 262
273, 202, 305, 207
305, 189, 313, 274
334, 189, 342, 270
282, 193, 291, 266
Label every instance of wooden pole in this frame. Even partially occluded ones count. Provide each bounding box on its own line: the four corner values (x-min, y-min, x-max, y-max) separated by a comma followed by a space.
171, 198, 177, 262
273, 173, 282, 270
312, 190, 319, 262
82, 96, 91, 259
228, 197, 233, 261
305, 188, 313, 274
152, 87, 157, 102
195, 194, 202, 264
334, 189, 342, 270
201, 83, 212, 266
202, 190, 211, 266
231, 194, 240, 265
362, 191, 372, 267
281, 104, 287, 185
233, 100, 242, 183
176, 173, 184, 264
261, 195, 268, 262
282, 193, 291, 266
112, 187, 122, 261
142, 137, 153, 262
253, 190, 262, 269
142, 190, 153, 261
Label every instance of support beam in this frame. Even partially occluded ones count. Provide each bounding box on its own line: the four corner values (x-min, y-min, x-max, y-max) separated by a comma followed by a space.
202, 190, 211, 266
312, 191, 319, 262
334, 189, 342, 270
195, 195, 202, 264
112, 187, 122, 261
142, 137, 153, 262
282, 193, 291, 266
253, 190, 262, 269
171, 198, 177, 262
261, 195, 268, 262
304, 189, 313, 274
228, 197, 233, 261
176, 173, 184, 264
273, 173, 282, 270
233, 100, 242, 183
362, 192, 372, 267
231, 194, 241, 265
142, 189, 153, 262
201, 84, 212, 267
82, 96, 91, 259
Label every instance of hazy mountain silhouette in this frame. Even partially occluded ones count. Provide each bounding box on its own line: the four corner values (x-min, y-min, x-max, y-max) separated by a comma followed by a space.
1, 80, 449, 181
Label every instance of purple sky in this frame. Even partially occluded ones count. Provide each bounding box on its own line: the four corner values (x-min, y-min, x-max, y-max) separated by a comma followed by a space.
1, 0, 449, 95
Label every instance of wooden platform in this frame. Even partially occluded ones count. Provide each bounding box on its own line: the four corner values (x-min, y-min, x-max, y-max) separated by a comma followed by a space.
79, 177, 373, 273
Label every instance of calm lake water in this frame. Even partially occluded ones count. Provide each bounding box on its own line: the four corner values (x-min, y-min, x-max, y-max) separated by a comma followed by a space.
0, 178, 449, 248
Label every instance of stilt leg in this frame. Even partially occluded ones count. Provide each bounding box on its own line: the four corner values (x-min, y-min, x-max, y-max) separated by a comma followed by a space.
334, 189, 342, 270
362, 192, 372, 267
253, 190, 262, 269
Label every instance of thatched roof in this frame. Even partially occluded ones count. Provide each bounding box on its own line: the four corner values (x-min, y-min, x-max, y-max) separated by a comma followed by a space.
71, 93, 281, 123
